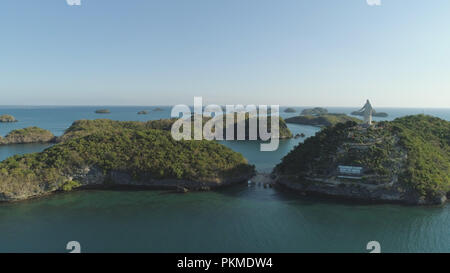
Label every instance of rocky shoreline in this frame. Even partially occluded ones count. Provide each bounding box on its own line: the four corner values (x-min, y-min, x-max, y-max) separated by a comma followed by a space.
275, 175, 447, 205
0, 166, 255, 202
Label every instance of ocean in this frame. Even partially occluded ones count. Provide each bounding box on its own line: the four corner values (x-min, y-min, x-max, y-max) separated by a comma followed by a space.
0, 106, 448, 252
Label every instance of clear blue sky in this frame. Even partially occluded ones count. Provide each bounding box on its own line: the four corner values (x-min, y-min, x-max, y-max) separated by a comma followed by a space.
1, 0, 449, 107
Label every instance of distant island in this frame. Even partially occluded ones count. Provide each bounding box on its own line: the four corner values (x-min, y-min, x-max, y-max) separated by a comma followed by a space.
0, 114, 18, 123
0, 124, 255, 202
351, 110, 388, 117
153, 107, 164, 111
0, 127, 55, 145
284, 108, 296, 113
138, 110, 149, 115
58, 116, 293, 143
285, 114, 361, 127
219, 114, 293, 139
275, 115, 450, 205
95, 109, 111, 114
301, 107, 328, 115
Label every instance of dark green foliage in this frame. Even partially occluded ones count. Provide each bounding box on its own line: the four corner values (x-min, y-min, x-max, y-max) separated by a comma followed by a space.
60, 116, 293, 142
276, 115, 450, 199
1, 127, 55, 144
391, 115, 449, 198
61, 180, 81, 191
58, 119, 178, 142
219, 114, 293, 139
275, 121, 358, 176
0, 128, 254, 196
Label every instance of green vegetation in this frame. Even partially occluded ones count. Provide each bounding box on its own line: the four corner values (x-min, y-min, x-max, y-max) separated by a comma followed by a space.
59, 116, 293, 142
0, 114, 17, 123
0, 127, 254, 201
391, 115, 449, 199
301, 107, 328, 115
276, 121, 359, 177
0, 127, 55, 145
58, 119, 178, 142
138, 110, 149, 115
284, 108, 296, 113
95, 109, 111, 114
275, 115, 450, 203
61, 180, 82, 191
218, 114, 293, 139
285, 114, 361, 127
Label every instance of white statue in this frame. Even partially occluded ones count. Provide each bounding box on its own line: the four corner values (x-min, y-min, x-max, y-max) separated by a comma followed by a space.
357, 99, 373, 125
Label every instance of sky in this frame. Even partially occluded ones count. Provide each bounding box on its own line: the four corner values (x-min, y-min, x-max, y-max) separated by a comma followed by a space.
0, 0, 449, 107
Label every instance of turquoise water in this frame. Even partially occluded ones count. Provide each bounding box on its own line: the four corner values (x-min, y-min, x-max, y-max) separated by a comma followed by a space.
0, 106, 449, 253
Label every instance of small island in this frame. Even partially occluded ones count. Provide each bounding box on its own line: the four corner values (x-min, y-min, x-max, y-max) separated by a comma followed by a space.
138, 110, 149, 115
95, 109, 111, 114
0, 114, 18, 123
0, 126, 255, 202
0, 127, 55, 145
274, 115, 450, 205
301, 107, 328, 116
285, 114, 361, 127
153, 107, 164, 111
284, 108, 297, 113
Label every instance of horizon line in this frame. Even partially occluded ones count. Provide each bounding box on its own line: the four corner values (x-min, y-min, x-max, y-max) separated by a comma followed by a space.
0, 105, 448, 109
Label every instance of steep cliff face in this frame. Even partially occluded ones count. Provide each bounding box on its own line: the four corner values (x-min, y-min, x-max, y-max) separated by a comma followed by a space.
70, 166, 253, 191
275, 115, 450, 205
275, 176, 446, 205
0, 128, 255, 202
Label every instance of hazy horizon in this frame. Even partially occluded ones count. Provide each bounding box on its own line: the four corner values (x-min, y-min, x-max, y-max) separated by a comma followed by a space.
0, 104, 448, 109
1, 0, 449, 107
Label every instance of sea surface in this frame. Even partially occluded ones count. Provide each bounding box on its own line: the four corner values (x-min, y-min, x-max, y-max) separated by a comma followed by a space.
0, 106, 449, 252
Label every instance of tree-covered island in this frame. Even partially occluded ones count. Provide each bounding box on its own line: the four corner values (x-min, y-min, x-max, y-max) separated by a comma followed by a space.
285, 113, 362, 127
95, 109, 111, 114
0, 127, 56, 145
0, 114, 18, 123
274, 115, 450, 205
0, 126, 255, 201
